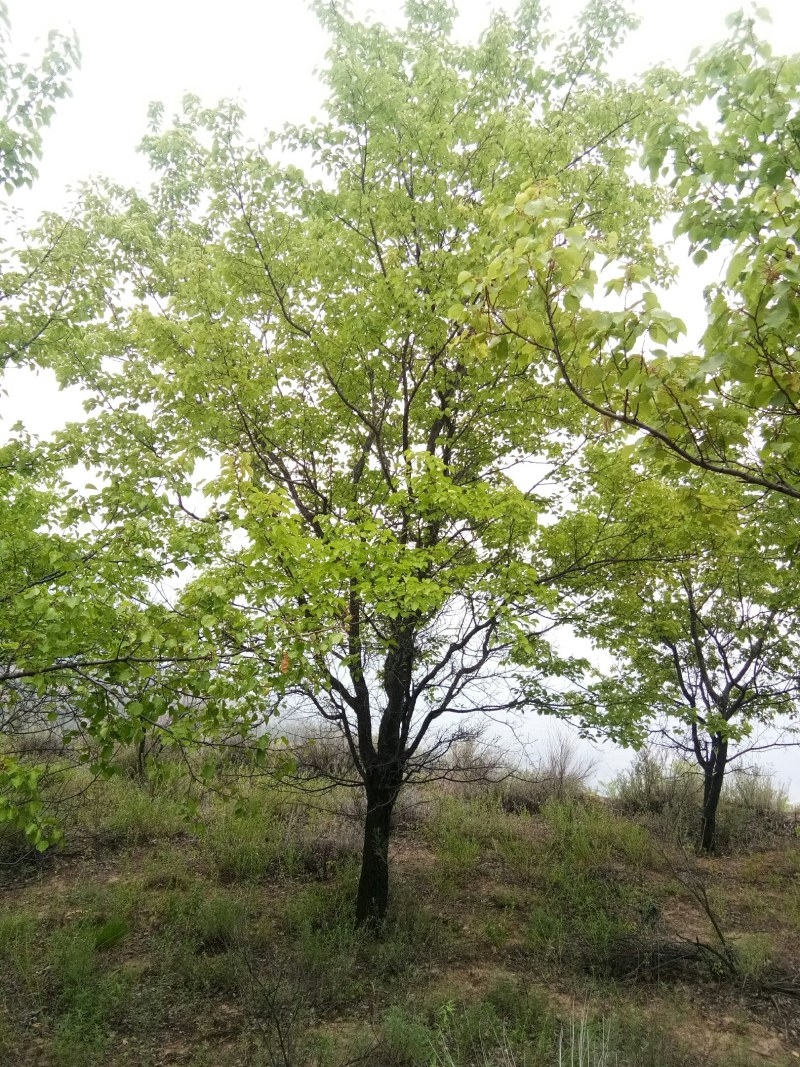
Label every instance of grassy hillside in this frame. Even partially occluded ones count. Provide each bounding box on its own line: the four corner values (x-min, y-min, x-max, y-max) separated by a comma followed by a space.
0, 750, 798, 1066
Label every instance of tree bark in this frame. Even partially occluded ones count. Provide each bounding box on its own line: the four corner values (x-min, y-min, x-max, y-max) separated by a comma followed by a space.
355, 768, 400, 928
699, 734, 728, 853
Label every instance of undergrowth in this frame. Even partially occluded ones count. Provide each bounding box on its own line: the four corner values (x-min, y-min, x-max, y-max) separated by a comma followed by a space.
0, 752, 796, 1065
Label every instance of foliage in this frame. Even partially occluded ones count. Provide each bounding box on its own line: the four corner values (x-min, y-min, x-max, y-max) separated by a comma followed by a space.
0, 8, 285, 854
476, 14, 800, 507
0, 2, 79, 196
0, 6, 84, 850
5, 0, 800, 936
640, 12, 800, 501
560, 459, 800, 848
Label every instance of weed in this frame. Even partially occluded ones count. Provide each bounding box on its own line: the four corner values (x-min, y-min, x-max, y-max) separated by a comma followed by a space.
427, 792, 519, 889
733, 932, 775, 980
47, 925, 132, 1066
518, 802, 657, 972
195, 894, 247, 952
0, 911, 45, 1001
79, 774, 186, 845
92, 916, 129, 951
433, 833, 481, 888
207, 805, 278, 883
542, 798, 653, 870
483, 916, 511, 950
494, 830, 540, 881
382, 1005, 436, 1064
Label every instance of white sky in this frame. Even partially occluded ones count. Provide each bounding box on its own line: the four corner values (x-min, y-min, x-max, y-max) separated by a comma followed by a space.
7, 0, 799, 219
4, 0, 800, 797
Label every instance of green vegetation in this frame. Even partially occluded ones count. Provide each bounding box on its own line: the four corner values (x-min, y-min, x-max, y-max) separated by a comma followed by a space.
0, 757, 797, 1065
2, 0, 800, 1061
2, 0, 795, 922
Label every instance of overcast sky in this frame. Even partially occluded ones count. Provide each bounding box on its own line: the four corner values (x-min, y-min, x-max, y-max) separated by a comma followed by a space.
4, 0, 800, 796
7, 0, 799, 217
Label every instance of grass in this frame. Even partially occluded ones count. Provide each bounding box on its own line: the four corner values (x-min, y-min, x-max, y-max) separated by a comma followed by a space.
376, 990, 706, 1066
0, 754, 797, 1066
610, 749, 795, 852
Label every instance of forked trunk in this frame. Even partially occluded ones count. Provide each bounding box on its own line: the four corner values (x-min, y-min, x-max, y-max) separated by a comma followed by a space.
699, 735, 728, 853
355, 775, 398, 928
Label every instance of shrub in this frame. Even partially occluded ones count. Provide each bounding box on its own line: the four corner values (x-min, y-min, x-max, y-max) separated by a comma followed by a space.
610, 750, 793, 850
726, 767, 789, 814
496, 733, 595, 814
0, 822, 40, 871
608, 750, 702, 832
291, 724, 358, 782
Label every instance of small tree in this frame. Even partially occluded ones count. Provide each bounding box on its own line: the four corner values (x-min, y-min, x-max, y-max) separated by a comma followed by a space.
561, 462, 800, 852
30, 1, 668, 924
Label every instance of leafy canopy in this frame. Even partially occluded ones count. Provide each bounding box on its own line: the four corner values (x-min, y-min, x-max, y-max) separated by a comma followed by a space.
476, 13, 800, 506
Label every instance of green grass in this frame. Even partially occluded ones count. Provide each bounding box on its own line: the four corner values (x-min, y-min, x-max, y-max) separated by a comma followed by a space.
0, 761, 796, 1065
426, 791, 528, 889
375, 988, 704, 1067
47, 924, 133, 1066
74, 771, 187, 846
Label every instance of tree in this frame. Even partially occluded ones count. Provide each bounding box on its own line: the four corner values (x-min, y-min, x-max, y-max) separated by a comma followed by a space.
467, 13, 800, 850
29, 0, 667, 924
0, 6, 83, 846
558, 458, 800, 852
0, 10, 264, 848
478, 13, 800, 507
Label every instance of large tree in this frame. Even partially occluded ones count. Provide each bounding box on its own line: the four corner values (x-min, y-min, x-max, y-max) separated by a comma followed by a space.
28, 0, 668, 923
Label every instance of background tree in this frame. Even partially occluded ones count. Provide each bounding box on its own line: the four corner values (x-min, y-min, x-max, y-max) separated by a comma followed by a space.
0, 9, 262, 848
557, 458, 800, 852
0, 2, 79, 198
29, 0, 669, 925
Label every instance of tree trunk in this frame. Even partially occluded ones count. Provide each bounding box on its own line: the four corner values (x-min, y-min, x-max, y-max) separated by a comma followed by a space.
699, 734, 728, 853
355, 773, 398, 928
136, 736, 148, 783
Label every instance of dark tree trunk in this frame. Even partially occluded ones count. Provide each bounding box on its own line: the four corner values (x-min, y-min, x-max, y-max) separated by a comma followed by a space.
699, 734, 728, 853
355, 768, 400, 928
136, 736, 148, 783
